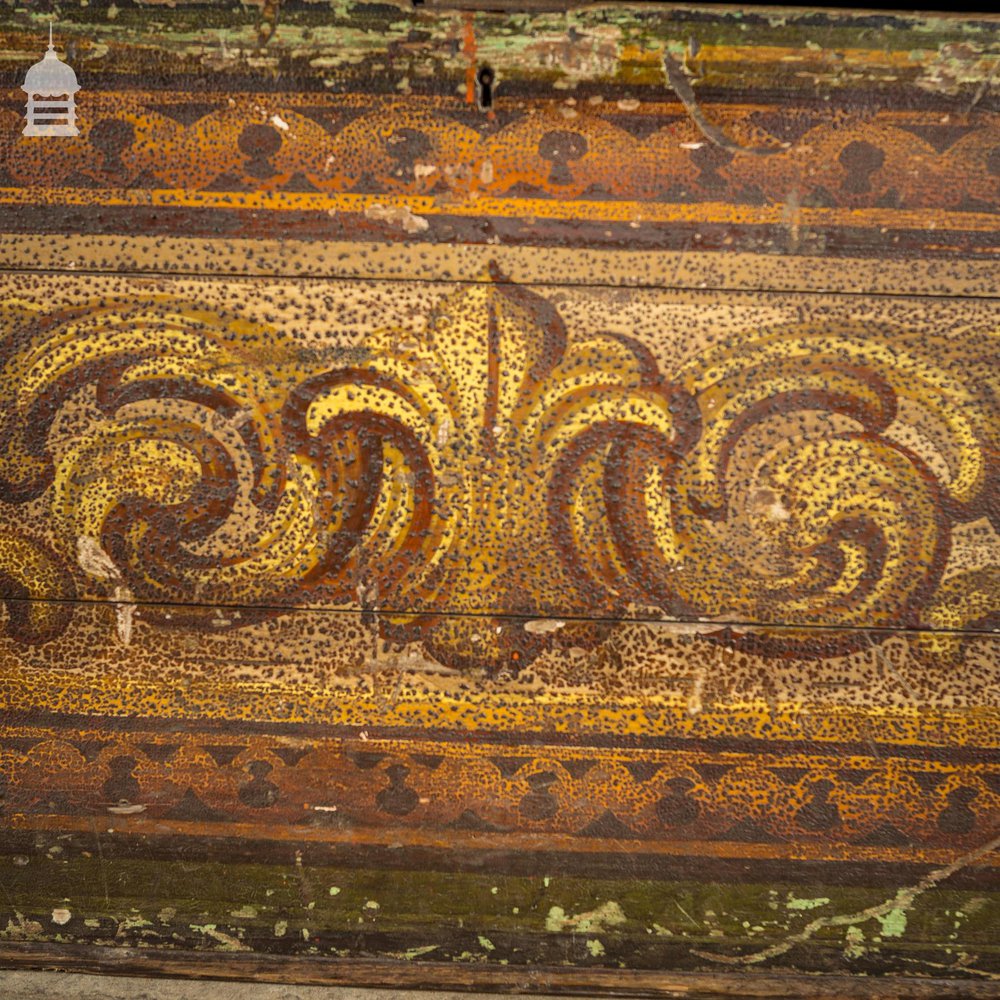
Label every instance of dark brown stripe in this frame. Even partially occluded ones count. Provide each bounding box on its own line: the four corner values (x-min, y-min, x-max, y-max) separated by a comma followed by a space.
0, 205, 995, 259
2, 827, 1000, 889
3, 708, 997, 762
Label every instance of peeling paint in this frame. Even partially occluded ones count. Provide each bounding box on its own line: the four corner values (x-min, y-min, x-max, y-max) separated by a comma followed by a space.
546, 900, 627, 934
0, 2, 997, 991
361, 203, 430, 235
786, 895, 831, 911
877, 908, 908, 938
844, 925, 866, 959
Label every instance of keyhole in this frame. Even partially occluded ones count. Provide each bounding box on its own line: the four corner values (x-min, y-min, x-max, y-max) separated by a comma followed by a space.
477, 66, 494, 110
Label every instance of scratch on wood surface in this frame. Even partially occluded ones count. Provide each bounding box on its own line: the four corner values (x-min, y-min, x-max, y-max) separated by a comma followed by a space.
663, 53, 788, 157
967, 58, 998, 110
76, 536, 134, 645
867, 636, 920, 706
76, 536, 120, 583
693, 831, 1000, 965
901, 954, 1000, 981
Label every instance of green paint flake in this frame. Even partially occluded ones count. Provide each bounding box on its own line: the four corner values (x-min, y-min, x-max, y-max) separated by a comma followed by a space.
545, 905, 566, 932
328, 886, 341, 896
273, 919, 288, 937
586, 938, 605, 956
877, 908, 908, 938
844, 925, 866, 959
9, 849, 1000, 966
401, 944, 439, 959
117, 914, 152, 931
546, 900, 627, 934
229, 905, 257, 919
787, 895, 831, 911
477, 934, 496, 951
188, 923, 247, 952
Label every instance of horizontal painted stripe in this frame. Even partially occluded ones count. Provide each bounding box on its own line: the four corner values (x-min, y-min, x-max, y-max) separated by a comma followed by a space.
6, 811, 999, 869
2, 234, 996, 296
2, 186, 997, 233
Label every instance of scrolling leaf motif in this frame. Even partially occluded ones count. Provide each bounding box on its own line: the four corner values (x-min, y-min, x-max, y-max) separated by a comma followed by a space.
0, 276, 996, 671
286, 269, 690, 669
628, 323, 997, 643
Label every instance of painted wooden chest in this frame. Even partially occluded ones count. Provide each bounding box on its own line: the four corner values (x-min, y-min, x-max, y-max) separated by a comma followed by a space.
0, 2, 998, 996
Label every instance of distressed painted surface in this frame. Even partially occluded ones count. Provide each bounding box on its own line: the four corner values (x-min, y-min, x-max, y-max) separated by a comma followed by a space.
4, 711, 1000, 854
0, 94, 997, 262
1, 2, 997, 99
1, 5, 999, 262
0, 2, 998, 995
3, 846, 1000, 974
0, 275, 996, 650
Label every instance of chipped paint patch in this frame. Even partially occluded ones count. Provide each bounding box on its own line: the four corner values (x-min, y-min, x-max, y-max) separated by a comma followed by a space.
1, 913, 44, 940
191, 923, 249, 951
524, 619, 565, 634
877, 908, 908, 938
917, 42, 997, 95
361, 203, 429, 235
546, 900, 626, 934
787, 895, 831, 911
844, 925, 866, 959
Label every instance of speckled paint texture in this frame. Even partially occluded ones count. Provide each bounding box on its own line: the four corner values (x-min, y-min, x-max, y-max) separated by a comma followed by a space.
0, 2, 998, 995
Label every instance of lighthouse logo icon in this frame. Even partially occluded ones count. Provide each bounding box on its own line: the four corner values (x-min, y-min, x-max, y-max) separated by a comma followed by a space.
22, 25, 80, 137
